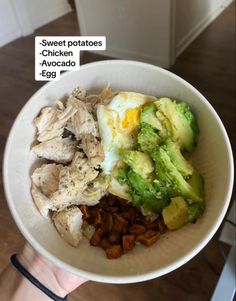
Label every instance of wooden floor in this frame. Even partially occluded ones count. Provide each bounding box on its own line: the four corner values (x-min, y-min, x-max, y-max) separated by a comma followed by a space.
0, 2, 235, 301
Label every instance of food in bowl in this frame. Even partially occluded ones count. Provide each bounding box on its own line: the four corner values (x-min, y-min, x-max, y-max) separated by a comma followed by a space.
31, 84, 205, 259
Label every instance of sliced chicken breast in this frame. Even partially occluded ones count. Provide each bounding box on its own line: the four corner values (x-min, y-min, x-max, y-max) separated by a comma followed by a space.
32, 137, 77, 163
50, 161, 98, 211
31, 184, 53, 218
79, 134, 104, 167
66, 96, 99, 139
76, 175, 109, 206
31, 163, 62, 197
35, 102, 77, 142
53, 207, 83, 247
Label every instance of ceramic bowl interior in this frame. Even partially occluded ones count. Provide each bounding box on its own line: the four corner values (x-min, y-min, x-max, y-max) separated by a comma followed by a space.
3, 60, 234, 283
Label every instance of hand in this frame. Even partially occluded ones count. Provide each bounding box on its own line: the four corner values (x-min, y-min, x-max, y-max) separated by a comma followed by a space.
18, 243, 88, 296
0, 243, 87, 300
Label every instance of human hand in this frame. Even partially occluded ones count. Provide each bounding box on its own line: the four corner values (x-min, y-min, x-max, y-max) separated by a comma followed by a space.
0, 243, 87, 300
18, 243, 88, 297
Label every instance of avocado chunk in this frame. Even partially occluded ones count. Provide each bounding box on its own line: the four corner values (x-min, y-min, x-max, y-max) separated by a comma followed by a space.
116, 165, 129, 185
188, 202, 205, 222
162, 197, 189, 230
188, 170, 205, 198
155, 110, 173, 138
140, 104, 163, 131
137, 123, 161, 153
162, 139, 193, 178
121, 150, 154, 179
151, 147, 203, 202
109, 163, 132, 201
154, 98, 199, 152
127, 169, 167, 214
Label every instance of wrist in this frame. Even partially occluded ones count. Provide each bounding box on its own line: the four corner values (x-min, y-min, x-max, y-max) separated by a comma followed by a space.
18, 244, 68, 298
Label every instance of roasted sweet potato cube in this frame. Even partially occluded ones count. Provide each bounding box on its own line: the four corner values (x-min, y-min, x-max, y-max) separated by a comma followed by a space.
118, 198, 130, 207
90, 225, 106, 246
79, 205, 90, 220
139, 215, 150, 225
105, 213, 113, 231
107, 194, 117, 206
136, 230, 160, 246
90, 206, 99, 215
108, 232, 121, 244
129, 224, 146, 235
121, 207, 138, 224
93, 209, 106, 227
99, 237, 111, 249
158, 219, 167, 234
105, 245, 123, 259
122, 234, 135, 253
145, 220, 159, 230
112, 214, 129, 233
107, 206, 119, 213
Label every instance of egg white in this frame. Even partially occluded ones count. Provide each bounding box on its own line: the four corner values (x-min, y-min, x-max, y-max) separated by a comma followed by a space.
97, 91, 156, 176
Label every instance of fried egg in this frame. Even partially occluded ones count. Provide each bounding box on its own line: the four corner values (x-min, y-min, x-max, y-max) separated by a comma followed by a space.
97, 92, 156, 175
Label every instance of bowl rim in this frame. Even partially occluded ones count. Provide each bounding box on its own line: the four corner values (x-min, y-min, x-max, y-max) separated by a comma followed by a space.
3, 59, 234, 283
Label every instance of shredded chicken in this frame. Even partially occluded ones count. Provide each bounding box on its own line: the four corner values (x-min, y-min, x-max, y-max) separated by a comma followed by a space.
32, 137, 77, 163
31, 184, 53, 218
35, 102, 77, 142
72, 87, 87, 101
31, 85, 115, 248
97, 83, 117, 105
31, 163, 63, 217
66, 96, 99, 139
53, 207, 83, 247
79, 134, 104, 167
50, 155, 99, 211
31, 163, 62, 197
75, 175, 109, 206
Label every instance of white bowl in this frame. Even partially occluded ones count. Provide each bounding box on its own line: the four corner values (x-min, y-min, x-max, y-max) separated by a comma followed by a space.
3, 60, 234, 283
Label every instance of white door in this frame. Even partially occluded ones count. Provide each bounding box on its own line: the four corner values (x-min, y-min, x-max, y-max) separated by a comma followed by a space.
0, 0, 22, 47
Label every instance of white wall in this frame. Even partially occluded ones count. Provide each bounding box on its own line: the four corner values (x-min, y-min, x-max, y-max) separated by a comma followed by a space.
0, 0, 71, 47
0, 0, 22, 47
26, 0, 71, 30
175, 0, 234, 56
76, 0, 174, 68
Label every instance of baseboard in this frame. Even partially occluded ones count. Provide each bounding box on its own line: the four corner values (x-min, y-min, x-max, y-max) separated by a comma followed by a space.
0, 29, 22, 48
32, 4, 72, 30
90, 47, 171, 68
176, 0, 234, 57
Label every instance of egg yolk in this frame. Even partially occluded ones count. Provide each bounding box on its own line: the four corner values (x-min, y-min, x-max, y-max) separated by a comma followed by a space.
121, 108, 140, 132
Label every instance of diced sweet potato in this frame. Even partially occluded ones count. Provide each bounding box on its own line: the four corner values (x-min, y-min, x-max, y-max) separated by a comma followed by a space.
107, 206, 119, 213
84, 193, 165, 259
118, 198, 130, 207
112, 214, 129, 233
158, 219, 167, 234
136, 230, 160, 246
139, 215, 150, 225
105, 245, 123, 259
121, 207, 138, 224
145, 220, 159, 230
99, 237, 111, 249
129, 224, 146, 235
90, 225, 106, 246
79, 205, 90, 220
107, 194, 117, 206
108, 232, 121, 244
122, 234, 135, 253
105, 213, 113, 231
93, 209, 105, 227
